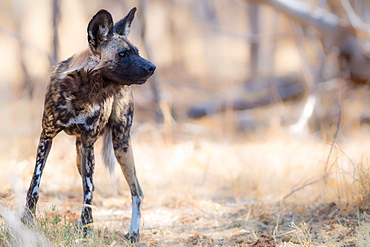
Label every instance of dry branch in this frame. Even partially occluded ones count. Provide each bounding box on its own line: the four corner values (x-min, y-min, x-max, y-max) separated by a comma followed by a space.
188, 75, 304, 119
249, 0, 370, 83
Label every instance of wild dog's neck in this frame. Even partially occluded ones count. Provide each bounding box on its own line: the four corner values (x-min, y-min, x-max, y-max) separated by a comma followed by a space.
69, 49, 100, 73
61, 68, 119, 106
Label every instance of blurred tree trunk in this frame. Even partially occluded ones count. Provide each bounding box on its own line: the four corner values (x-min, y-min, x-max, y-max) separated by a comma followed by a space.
248, 3, 260, 79
14, 0, 33, 98
52, 0, 60, 66
138, 0, 163, 122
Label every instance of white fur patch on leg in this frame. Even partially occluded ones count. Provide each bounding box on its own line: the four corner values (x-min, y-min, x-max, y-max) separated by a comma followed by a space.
129, 195, 141, 234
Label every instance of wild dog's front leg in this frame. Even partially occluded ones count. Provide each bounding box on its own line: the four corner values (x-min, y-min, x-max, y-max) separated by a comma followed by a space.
22, 131, 54, 223
112, 131, 143, 243
79, 135, 97, 231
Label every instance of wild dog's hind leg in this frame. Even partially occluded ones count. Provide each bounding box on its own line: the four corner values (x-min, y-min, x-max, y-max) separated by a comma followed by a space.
22, 130, 55, 223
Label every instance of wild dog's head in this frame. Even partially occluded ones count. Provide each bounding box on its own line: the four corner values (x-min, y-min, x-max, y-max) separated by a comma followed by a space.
88, 8, 156, 85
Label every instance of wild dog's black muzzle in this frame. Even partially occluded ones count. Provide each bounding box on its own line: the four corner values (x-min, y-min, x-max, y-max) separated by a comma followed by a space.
145, 62, 156, 75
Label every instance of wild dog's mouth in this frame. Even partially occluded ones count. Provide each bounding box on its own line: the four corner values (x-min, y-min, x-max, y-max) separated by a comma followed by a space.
130, 78, 148, 85
99, 69, 155, 86
119, 69, 155, 85
120, 74, 153, 85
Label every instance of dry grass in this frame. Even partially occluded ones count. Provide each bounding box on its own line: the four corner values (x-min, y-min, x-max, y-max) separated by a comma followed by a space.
1, 97, 370, 246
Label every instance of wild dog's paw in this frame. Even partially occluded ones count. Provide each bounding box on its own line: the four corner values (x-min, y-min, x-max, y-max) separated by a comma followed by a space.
124, 231, 140, 243
74, 220, 95, 239
21, 209, 35, 226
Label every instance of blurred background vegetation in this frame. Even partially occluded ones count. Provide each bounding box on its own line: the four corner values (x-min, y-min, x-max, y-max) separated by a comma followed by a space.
1, 0, 370, 143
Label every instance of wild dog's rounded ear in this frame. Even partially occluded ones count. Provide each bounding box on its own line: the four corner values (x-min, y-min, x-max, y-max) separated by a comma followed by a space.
87, 9, 114, 49
113, 7, 137, 37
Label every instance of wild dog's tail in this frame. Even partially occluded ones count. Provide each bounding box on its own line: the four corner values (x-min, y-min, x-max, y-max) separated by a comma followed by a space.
101, 126, 116, 174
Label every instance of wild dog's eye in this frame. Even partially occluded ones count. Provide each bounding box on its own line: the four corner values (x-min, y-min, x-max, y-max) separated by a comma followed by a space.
118, 52, 125, 57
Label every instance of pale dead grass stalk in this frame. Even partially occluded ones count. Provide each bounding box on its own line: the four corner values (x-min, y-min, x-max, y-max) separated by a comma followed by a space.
289, 221, 312, 247
0, 206, 52, 247
356, 221, 370, 246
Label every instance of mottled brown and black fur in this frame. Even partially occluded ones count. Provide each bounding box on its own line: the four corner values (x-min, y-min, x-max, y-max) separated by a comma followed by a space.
22, 8, 155, 243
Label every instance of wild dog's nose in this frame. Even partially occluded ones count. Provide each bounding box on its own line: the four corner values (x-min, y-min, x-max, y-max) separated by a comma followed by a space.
146, 62, 156, 74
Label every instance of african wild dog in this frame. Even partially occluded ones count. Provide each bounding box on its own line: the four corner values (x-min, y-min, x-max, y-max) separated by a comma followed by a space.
22, 8, 155, 242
